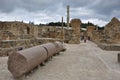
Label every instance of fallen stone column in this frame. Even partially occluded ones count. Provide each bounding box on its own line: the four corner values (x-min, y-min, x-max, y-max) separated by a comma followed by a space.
54, 41, 66, 53
8, 45, 47, 78
41, 43, 56, 58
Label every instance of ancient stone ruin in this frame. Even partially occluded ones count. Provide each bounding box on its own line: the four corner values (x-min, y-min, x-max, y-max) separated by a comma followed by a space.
69, 19, 81, 44
86, 17, 120, 44
86, 26, 96, 41
0, 21, 61, 56
1, 16, 120, 55
0, 18, 81, 56
85, 17, 120, 51
0, 21, 36, 56
104, 17, 120, 44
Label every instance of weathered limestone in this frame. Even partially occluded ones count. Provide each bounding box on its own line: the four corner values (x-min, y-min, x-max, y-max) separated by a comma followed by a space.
64, 28, 73, 43
0, 31, 17, 40
104, 17, 120, 43
8, 45, 47, 78
86, 26, 95, 40
0, 38, 62, 56
0, 21, 63, 56
92, 30, 105, 43
34, 26, 38, 38
41, 43, 57, 58
89, 17, 120, 46
0, 21, 37, 38
69, 19, 81, 44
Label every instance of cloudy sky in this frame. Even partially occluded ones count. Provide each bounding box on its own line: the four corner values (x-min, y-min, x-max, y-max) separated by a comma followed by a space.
0, 0, 120, 27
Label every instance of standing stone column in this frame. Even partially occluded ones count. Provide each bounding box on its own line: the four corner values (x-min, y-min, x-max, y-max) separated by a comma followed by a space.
69, 19, 81, 44
86, 26, 95, 40
67, 5, 70, 28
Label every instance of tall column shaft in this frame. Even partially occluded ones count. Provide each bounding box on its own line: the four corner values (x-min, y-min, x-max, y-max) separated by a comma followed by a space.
67, 5, 70, 28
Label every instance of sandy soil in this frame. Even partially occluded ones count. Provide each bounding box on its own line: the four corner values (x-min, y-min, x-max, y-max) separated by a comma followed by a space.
0, 41, 120, 80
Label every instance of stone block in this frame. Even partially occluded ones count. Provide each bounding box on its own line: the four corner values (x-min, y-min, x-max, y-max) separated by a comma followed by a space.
118, 53, 120, 62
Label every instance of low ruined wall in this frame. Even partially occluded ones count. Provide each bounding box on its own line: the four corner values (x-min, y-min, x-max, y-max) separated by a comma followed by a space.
97, 43, 120, 51
37, 38, 61, 44
0, 39, 37, 56
0, 39, 38, 48
0, 38, 62, 56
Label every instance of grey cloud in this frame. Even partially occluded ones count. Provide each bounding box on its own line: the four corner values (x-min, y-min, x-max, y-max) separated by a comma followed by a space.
0, 0, 16, 12
0, 0, 58, 12
88, 0, 120, 18
0, 0, 120, 16
62, 0, 93, 8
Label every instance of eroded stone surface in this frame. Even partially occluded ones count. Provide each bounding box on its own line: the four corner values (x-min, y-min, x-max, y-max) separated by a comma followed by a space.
69, 19, 81, 44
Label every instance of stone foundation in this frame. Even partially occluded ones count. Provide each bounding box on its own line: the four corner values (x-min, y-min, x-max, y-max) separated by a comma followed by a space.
97, 43, 120, 51
0, 38, 61, 56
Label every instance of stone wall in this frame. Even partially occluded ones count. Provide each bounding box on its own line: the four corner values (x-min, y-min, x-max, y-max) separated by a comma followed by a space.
97, 43, 120, 51
92, 30, 105, 43
0, 20, 82, 56
0, 21, 66, 56
89, 17, 120, 44
38, 26, 65, 39
89, 17, 120, 51
0, 31, 17, 40
0, 38, 61, 56
86, 26, 95, 40
0, 21, 38, 56
104, 17, 120, 43
69, 19, 81, 44
0, 21, 38, 40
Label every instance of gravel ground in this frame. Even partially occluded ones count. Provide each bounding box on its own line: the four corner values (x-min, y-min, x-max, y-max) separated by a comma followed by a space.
0, 41, 120, 80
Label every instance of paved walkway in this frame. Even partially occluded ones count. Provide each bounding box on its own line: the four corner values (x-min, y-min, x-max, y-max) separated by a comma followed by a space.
0, 41, 120, 80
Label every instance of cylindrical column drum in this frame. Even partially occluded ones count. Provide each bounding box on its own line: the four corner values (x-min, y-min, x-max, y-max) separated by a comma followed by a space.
8, 45, 47, 78
41, 43, 56, 58
54, 41, 64, 52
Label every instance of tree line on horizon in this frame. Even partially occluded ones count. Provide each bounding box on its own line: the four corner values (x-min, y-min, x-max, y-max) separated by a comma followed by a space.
37, 21, 104, 30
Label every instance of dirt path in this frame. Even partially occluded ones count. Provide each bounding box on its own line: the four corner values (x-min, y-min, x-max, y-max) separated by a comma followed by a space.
0, 41, 120, 80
